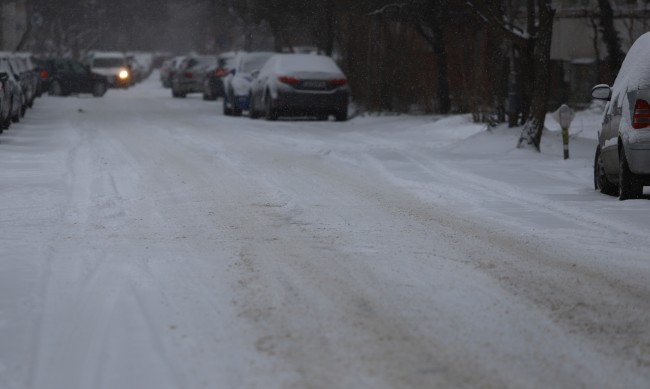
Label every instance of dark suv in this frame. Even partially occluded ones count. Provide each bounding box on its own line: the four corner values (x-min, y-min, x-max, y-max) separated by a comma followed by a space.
41, 59, 108, 97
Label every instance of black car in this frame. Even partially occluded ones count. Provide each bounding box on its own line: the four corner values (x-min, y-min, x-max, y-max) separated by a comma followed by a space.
41, 59, 108, 97
202, 53, 235, 101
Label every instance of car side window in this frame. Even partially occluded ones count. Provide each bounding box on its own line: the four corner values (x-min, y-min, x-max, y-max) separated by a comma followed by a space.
70, 61, 87, 74
55, 61, 70, 73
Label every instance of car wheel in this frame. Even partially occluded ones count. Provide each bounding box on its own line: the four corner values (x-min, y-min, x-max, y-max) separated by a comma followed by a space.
619, 147, 643, 200
2, 115, 11, 129
249, 94, 259, 119
223, 96, 232, 116
50, 80, 63, 96
92, 82, 107, 97
203, 82, 216, 101
594, 145, 617, 196
265, 92, 277, 121
334, 109, 348, 122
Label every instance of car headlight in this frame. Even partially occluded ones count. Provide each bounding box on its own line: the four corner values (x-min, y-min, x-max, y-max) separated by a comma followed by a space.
118, 69, 129, 80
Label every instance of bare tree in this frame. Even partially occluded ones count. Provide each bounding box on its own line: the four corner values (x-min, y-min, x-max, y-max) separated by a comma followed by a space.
597, 0, 624, 82
467, 0, 555, 151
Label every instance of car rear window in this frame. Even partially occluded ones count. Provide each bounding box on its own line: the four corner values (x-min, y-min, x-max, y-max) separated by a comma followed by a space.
277, 55, 342, 74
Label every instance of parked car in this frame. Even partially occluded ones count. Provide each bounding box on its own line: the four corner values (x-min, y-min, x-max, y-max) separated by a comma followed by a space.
15, 53, 41, 104
592, 31, 650, 200
0, 70, 8, 132
222, 52, 274, 116
160, 55, 185, 88
171, 54, 218, 98
85, 51, 130, 88
202, 52, 236, 101
249, 54, 349, 121
42, 59, 108, 97
1, 53, 31, 116
0, 56, 25, 122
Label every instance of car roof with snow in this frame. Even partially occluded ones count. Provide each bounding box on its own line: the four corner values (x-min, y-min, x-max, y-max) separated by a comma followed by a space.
611, 32, 650, 105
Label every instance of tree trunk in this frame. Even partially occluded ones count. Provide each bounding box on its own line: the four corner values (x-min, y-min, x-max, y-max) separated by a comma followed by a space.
432, 24, 451, 114
517, 1, 555, 151
597, 0, 625, 82
323, 0, 335, 56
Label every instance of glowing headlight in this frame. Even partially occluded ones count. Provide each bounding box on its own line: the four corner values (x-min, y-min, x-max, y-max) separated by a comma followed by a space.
118, 69, 129, 80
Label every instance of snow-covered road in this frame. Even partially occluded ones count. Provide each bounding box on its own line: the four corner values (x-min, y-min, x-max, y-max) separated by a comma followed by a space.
1, 75, 649, 389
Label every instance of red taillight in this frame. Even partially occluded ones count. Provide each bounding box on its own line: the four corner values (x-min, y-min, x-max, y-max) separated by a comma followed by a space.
215, 68, 227, 77
329, 79, 347, 87
279, 76, 299, 85
40, 70, 48, 79
184, 71, 193, 78
633, 99, 650, 129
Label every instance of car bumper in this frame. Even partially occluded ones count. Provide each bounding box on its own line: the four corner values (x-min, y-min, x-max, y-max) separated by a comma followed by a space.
627, 144, 650, 175
234, 95, 250, 110
109, 76, 130, 88
174, 79, 203, 94
275, 90, 348, 115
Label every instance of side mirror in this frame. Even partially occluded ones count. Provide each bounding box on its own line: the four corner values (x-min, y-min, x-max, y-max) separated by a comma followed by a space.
0, 72, 7, 81
591, 84, 612, 101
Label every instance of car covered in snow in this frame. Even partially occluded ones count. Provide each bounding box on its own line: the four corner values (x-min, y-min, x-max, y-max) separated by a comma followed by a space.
592, 31, 650, 200
222, 52, 274, 116
171, 54, 218, 98
86, 51, 130, 88
0, 56, 25, 125
248, 53, 349, 121
202, 52, 236, 101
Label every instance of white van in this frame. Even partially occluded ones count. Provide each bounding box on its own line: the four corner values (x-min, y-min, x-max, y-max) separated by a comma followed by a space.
86, 51, 130, 88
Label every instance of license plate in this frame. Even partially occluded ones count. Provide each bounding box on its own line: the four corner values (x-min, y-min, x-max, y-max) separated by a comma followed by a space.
301, 80, 327, 89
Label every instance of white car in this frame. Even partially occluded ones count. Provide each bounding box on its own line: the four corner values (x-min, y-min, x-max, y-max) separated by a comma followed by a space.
249, 54, 349, 121
592, 32, 650, 200
86, 51, 130, 88
222, 52, 274, 116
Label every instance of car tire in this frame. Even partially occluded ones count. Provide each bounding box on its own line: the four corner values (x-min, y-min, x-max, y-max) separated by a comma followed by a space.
223, 97, 232, 116
172, 89, 186, 98
249, 94, 259, 119
334, 109, 348, 122
619, 147, 643, 200
265, 92, 277, 121
203, 82, 217, 101
594, 146, 617, 196
92, 82, 107, 97
50, 80, 63, 96
2, 115, 11, 130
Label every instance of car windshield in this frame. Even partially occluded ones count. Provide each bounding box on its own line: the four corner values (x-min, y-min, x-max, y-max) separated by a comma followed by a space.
240, 54, 272, 74
93, 58, 126, 68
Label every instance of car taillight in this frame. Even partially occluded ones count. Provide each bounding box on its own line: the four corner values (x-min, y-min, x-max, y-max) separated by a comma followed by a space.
279, 76, 299, 85
632, 99, 650, 129
184, 71, 193, 78
215, 68, 227, 77
329, 79, 347, 87
40, 70, 49, 79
